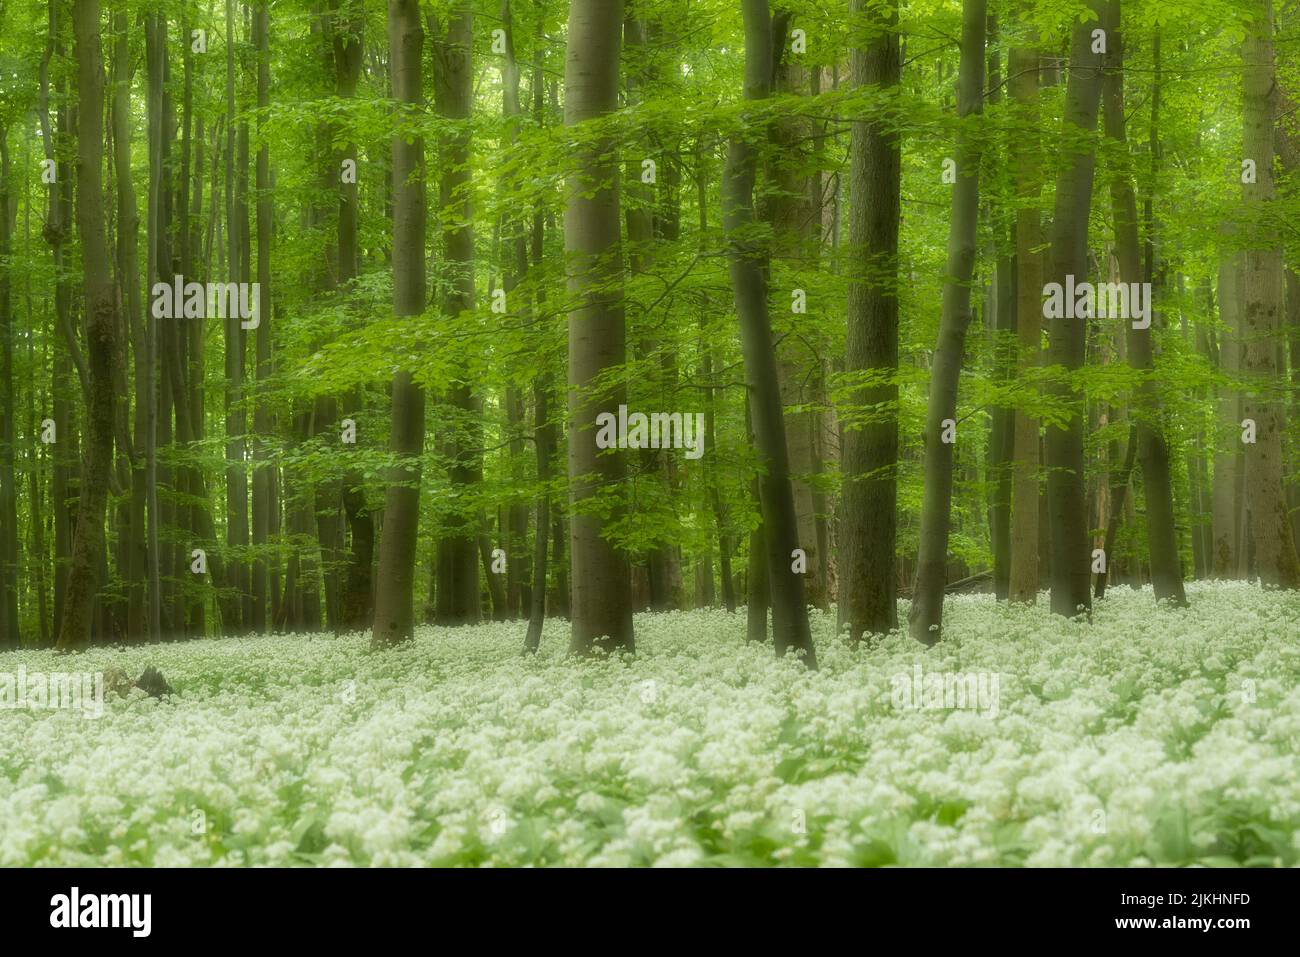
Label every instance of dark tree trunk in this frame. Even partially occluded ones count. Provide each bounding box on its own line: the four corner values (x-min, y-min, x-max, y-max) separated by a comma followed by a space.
1100, 4, 1187, 605
1008, 41, 1041, 603
56, 0, 117, 650
724, 0, 814, 666
333, 0, 372, 632
370, 0, 427, 648
908, 0, 985, 644
840, 0, 901, 641
0, 133, 17, 648
1044, 6, 1105, 618
250, 0, 275, 633
525, 375, 553, 652
224, 0, 249, 633
431, 4, 480, 627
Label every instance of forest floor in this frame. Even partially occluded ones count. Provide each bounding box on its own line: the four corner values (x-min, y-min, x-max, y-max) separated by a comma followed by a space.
1, 581, 1298, 866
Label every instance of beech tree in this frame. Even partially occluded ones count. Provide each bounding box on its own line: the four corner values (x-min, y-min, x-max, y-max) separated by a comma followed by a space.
55, 0, 115, 650
840, 0, 901, 641
371, 0, 426, 648
907, 0, 985, 644
565, 0, 633, 655
723, 0, 814, 665
1043, 7, 1105, 620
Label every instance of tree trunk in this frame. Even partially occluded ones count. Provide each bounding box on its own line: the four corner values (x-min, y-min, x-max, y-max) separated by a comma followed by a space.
1240, 0, 1300, 587
769, 29, 828, 613
333, 0, 372, 632
564, 0, 634, 655
0, 133, 17, 649
431, 4, 480, 627
724, 0, 814, 666
907, 0, 985, 644
1044, 6, 1105, 618
524, 45, 553, 650
1099, 5, 1186, 605
224, 0, 249, 633
1212, 246, 1243, 576
525, 374, 553, 652
56, 0, 116, 650
39, 1, 76, 642
1007, 41, 1041, 603
370, 0, 427, 648
986, 17, 1014, 602
250, 0, 274, 632
840, 0, 901, 641
1095, 423, 1136, 599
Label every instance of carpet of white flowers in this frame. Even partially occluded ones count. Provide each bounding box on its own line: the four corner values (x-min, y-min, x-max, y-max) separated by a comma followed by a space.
2, 580, 1298, 867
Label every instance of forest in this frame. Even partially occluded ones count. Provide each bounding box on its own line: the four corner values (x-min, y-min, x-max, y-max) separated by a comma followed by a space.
0, 0, 1298, 868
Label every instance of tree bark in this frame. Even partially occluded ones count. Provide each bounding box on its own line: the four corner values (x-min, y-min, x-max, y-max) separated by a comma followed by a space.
371, 0, 427, 648
724, 0, 815, 665
431, 4, 481, 627
1007, 41, 1041, 603
224, 0, 249, 633
0, 133, 17, 648
250, 0, 274, 632
1213, 246, 1244, 576
1044, 6, 1105, 618
907, 0, 985, 644
564, 0, 635, 655
841, 0, 901, 640
1099, 4, 1187, 605
56, 0, 117, 650
1240, 0, 1300, 587
333, 0, 372, 632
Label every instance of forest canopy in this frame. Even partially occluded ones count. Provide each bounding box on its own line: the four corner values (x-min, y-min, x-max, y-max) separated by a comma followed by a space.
0, 0, 1295, 657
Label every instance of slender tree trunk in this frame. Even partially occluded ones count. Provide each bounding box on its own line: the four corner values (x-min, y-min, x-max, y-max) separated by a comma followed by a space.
224, 0, 249, 633
622, 10, 676, 613
525, 374, 553, 652
1095, 423, 1136, 598
841, 0, 901, 641
1099, 4, 1186, 605
333, 0, 372, 632
1213, 246, 1244, 576
500, 74, 530, 627
181, 29, 211, 636
703, 347, 735, 613
40, 0, 76, 641
248, 0, 274, 631
56, 0, 116, 650
768, 23, 827, 613
744, 401, 769, 641
1044, 6, 1105, 618
564, 0, 634, 655
371, 0, 427, 648
25, 215, 50, 645
0, 134, 17, 649
908, 0, 985, 644
144, 11, 170, 641
1007, 41, 1041, 603
431, 4, 480, 627
985, 16, 1014, 602
724, 0, 815, 665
